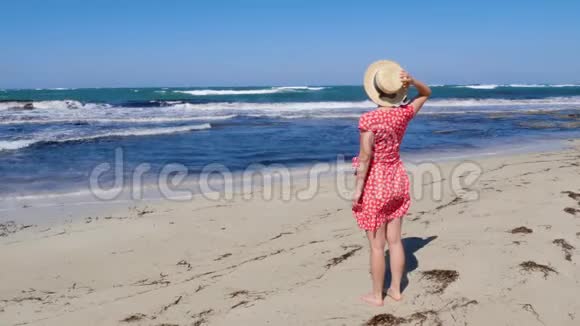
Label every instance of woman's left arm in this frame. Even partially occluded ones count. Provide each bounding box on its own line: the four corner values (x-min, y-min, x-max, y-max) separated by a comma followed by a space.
352, 130, 374, 208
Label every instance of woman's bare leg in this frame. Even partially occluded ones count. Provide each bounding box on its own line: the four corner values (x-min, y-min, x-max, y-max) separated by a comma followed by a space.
361, 223, 387, 306
386, 217, 405, 301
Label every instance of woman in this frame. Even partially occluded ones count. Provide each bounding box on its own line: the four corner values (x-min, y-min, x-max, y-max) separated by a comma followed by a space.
352, 60, 431, 307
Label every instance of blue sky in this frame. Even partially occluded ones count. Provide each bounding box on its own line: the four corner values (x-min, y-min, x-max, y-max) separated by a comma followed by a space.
1, 0, 579, 88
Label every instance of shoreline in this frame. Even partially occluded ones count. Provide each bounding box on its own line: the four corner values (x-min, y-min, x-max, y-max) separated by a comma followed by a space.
1, 136, 576, 219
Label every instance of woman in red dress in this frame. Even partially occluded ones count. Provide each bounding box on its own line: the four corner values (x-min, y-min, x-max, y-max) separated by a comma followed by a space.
352, 60, 431, 306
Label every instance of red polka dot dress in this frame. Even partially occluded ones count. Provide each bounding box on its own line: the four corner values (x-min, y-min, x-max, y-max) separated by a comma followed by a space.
352, 104, 415, 231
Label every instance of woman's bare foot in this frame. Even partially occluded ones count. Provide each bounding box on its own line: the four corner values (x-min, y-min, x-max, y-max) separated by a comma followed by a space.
386, 288, 402, 301
360, 293, 384, 307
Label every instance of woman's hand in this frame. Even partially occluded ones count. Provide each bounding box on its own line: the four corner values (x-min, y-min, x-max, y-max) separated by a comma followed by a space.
402, 70, 431, 115
400, 70, 414, 89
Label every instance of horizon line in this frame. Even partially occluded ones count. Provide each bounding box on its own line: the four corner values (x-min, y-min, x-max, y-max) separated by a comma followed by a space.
2, 82, 580, 91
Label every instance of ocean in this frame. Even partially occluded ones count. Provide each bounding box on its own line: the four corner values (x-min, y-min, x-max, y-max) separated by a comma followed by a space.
1, 84, 579, 199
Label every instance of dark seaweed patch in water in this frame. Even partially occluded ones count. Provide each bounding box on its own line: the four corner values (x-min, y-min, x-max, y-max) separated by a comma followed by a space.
519, 261, 558, 278
113, 100, 178, 108
518, 120, 580, 130
114, 99, 213, 107
432, 129, 461, 134
563, 121, 580, 128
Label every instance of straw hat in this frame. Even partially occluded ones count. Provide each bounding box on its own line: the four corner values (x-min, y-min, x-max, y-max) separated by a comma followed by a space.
364, 60, 407, 107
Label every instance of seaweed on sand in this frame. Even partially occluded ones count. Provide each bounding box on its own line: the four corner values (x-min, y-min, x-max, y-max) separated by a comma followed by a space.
509, 226, 533, 234
121, 313, 148, 322
553, 239, 575, 261
519, 261, 558, 279
325, 245, 363, 269
420, 270, 459, 294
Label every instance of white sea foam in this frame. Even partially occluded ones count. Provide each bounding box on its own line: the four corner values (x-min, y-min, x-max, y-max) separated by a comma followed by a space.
3, 96, 578, 116
0, 123, 211, 151
0, 102, 26, 111
454, 85, 499, 89
507, 84, 547, 88
506, 84, 580, 88
247, 113, 363, 119
1, 97, 579, 128
174, 86, 325, 96
426, 97, 580, 107
37, 88, 74, 90
171, 100, 374, 112
548, 84, 580, 87
171, 97, 580, 112
176, 89, 278, 96
454, 83, 580, 89
275, 86, 326, 90
65, 123, 211, 141
0, 140, 37, 151
0, 100, 109, 111
0, 115, 236, 125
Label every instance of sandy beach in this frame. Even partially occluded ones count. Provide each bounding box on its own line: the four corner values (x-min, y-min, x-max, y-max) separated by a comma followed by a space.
1, 140, 579, 326
3, 1, 580, 325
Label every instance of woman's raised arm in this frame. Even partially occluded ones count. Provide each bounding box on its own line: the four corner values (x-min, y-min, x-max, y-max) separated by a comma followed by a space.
401, 71, 431, 115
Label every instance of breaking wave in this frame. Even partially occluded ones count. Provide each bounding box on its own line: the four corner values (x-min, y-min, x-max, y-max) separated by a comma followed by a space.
0, 123, 211, 151
174, 86, 325, 96
0, 100, 109, 111
0, 115, 236, 125
2, 97, 579, 127
454, 84, 580, 89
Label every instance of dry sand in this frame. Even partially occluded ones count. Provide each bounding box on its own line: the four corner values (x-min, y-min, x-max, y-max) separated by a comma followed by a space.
1, 140, 580, 325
